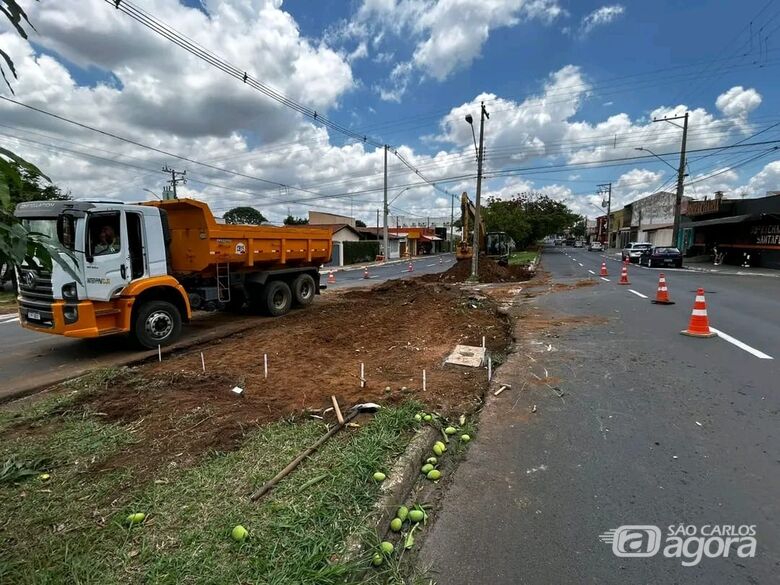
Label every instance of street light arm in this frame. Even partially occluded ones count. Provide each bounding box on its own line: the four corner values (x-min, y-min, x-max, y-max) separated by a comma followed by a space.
636, 147, 679, 172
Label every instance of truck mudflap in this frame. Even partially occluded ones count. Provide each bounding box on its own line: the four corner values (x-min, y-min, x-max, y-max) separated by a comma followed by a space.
19, 299, 133, 338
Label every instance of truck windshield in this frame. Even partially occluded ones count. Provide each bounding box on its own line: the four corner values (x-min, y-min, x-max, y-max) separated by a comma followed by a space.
21, 217, 76, 250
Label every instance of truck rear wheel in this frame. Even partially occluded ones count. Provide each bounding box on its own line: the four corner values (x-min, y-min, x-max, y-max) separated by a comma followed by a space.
132, 300, 182, 349
292, 273, 316, 307
265, 280, 292, 317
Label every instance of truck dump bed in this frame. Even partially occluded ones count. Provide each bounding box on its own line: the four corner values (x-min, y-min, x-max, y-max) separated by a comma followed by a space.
143, 199, 332, 275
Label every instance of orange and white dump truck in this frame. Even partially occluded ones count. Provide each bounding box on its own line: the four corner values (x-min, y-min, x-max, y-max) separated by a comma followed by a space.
14, 198, 332, 348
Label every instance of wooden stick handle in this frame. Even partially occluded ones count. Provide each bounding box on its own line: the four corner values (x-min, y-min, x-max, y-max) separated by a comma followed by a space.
331, 395, 344, 425
250, 410, 357, 501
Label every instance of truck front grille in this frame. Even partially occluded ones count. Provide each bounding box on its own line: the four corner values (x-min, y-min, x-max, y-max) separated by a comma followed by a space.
18, 269, 55, 327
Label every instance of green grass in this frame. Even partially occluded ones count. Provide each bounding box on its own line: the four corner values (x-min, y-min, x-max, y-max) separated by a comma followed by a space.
508, 250, 538, 265
0, 289, 16, 306
0, 377, 423, 585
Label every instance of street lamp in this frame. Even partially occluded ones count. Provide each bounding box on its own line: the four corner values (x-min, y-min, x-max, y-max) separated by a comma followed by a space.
465, 102, 489, 281
142, 188, 161, 200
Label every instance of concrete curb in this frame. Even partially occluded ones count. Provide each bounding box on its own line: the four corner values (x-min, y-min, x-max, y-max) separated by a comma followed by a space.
319, 253, 452, 275
343, 425, 439, 562
683, 265, 780, 278
0, 319, 264, 406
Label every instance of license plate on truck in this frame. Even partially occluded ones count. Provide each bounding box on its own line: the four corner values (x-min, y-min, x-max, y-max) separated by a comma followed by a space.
27, 310, 41, 320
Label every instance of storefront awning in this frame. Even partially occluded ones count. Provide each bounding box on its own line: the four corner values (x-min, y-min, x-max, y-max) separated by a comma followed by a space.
421, 235, 443, 241
689, 214, 756, 228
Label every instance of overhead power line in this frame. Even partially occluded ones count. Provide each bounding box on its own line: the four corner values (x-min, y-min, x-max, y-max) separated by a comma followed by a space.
105, 0, 386, 150
0, 95, 328, 199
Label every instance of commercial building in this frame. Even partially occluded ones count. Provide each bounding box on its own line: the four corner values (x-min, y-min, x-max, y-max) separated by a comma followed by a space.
682, 192, 780, 269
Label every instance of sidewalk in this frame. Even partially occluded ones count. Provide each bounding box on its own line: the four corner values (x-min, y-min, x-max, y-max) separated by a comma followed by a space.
683, 260, 780, 278
601, 249, 779, 278
318, 252, 452, 274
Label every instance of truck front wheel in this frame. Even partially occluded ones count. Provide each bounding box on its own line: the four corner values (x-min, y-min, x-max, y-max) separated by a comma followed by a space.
132, 300, 182, 349
292, 273, 316, 307
265, 280, 292, 317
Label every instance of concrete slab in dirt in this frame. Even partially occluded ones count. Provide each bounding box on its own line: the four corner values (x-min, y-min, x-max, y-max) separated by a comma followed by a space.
445, 345, 486, 367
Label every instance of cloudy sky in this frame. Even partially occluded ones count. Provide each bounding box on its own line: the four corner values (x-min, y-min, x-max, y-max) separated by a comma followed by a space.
2, 0, 780, 225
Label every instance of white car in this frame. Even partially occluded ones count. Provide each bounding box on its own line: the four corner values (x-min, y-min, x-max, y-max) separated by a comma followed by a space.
621, 242, 652, 263
588, 241, 603, 251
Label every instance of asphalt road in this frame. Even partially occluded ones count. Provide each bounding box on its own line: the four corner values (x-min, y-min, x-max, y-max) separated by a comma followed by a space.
0, 254, 455, 397
419, 246, 779, 584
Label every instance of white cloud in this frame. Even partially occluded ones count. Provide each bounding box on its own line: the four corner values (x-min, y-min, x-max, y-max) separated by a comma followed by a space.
346, 0, 566, 98
2, 3, 773, 228
733, 161, 780, 197
715, 86, 762, 119
579, 4, 625, 37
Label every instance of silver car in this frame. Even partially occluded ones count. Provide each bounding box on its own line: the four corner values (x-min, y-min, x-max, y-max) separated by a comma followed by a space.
621, 242, 652, 263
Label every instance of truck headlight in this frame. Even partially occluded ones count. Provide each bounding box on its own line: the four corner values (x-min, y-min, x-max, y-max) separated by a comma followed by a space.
63, 305, 79, 324
62, 282, 78, 300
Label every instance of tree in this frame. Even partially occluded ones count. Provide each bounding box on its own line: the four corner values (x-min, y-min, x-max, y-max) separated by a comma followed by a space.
283, 215, 309, 225
223, 206, 267, 225
355, 219, 366, 228
2, 161, 70, 211
482, 192, 580, 248
1, 1, 79, 284
571, 216, 587, 238
1, 1, 35, 94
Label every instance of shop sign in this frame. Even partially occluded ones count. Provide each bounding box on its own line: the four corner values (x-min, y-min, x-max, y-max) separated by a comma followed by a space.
751, 224, 780, 245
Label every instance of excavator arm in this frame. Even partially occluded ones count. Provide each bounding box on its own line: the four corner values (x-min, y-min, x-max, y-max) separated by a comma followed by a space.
457, 192, 484, 261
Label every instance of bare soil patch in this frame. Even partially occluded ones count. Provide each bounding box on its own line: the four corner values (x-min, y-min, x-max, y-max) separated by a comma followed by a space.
8, 278, 511, 477
423, 257, 534, 283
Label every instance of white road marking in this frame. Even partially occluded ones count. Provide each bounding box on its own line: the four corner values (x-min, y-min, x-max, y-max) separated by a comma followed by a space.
628, 289, 648, 299
578, 262, 583, 267
708, 327, 773, 360
588, 269, 596, 275
427, 263, 437, 266
600, 277, 610, 282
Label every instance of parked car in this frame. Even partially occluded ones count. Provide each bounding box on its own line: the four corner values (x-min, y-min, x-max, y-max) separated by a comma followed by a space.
639, 246, 683, 268
621, 242, 652, 263
573, 240, 584, 248
565, 238, 576, 246
588, 241, 603, 251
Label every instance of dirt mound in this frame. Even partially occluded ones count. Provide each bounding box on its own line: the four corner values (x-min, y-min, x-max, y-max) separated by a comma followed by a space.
32, 278, 510, 477
424, 257, 533, 283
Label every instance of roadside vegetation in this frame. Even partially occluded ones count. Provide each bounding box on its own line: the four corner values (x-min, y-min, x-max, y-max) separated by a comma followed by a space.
0, 369, 424, 584
508, 250, 538, 265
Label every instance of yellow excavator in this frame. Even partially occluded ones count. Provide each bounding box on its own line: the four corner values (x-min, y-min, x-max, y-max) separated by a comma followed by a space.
457, 192, 514, 264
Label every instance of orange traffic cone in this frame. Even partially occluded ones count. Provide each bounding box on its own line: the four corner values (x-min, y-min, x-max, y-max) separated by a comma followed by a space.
651, 273, 675, 305
408, 262, 414, 272
618, 262, 630, 285
363, 266, 369, 279
327, 271, 336, 284
600, 261, 608, 276
681, 288, 717, 338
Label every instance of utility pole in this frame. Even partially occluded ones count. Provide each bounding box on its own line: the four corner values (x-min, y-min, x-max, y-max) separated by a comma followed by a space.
161, 165, 186, 200
383, 145, 389, 261
598, 182, 612, 248
653, 112, 689, 248
376, 209, 379, 232
466, 102, 489, 280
